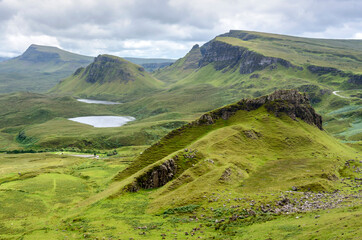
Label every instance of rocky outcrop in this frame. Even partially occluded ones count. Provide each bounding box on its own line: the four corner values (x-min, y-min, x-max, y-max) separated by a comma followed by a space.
347, 75, 362, 85
197, 89, 323, 130
308, 65, 362, 85
199, 41, 295, 74
83, 54, 143, 84
127, 158, 177, 192
307, 65, 342, 76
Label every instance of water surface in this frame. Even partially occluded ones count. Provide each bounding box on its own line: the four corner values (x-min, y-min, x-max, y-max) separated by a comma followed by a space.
77, 99, 121, 105
68, 116, 135, 128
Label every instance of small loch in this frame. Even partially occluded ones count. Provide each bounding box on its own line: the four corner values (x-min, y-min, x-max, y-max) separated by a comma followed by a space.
76, 99, 121, 105
68, 116, 135, 128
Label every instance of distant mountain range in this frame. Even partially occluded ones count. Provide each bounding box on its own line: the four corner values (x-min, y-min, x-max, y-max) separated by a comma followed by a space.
0, 57, 10, 62
0, 45, 175, 94
0, 44, 94, 93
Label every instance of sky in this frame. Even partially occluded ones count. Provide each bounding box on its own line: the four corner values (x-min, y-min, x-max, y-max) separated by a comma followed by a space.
0, 0, 362, 59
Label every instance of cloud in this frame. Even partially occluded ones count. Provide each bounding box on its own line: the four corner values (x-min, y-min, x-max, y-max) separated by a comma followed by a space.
0, 0, 361, 58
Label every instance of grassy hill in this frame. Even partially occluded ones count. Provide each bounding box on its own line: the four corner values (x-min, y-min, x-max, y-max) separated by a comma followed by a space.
51, 54, 164, 101
1, 90, 360, 239
0, 45, 93, 93
151, 30, 362, 144
0, 30, 360, 151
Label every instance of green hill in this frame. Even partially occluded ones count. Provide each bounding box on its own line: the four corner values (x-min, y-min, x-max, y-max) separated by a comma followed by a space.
0, 44, 93, 93
151, 30, 362, 144
51, 54, 164, 101
0, 90, 360, 239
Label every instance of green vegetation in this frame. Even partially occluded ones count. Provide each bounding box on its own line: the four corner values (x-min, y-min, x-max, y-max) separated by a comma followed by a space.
0, 44, 93, 93
0, 30, 361, 239
50, 54, 164, 101
0, 97, 360, 239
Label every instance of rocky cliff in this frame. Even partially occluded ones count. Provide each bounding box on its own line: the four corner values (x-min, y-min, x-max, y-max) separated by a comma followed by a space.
307, 65, 362, 85
126, 158, 178, 192
198, 89, 323, 130
199, 40, 295, 74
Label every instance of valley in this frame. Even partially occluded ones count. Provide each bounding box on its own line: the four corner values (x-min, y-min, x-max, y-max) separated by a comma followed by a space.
0, 30, 361, 239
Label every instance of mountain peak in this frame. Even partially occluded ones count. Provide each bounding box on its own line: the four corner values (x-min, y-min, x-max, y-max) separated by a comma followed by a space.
19, 44, 61, 62
83, 54, 145, 84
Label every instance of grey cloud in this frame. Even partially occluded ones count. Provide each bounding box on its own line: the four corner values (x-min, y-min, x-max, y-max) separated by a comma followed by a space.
0, 0, 361, 58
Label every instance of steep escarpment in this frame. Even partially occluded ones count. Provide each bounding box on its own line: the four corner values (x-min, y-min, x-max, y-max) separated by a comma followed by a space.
199, 40, 295, 74
115, 90, 324, 191
308, 65, 362, 85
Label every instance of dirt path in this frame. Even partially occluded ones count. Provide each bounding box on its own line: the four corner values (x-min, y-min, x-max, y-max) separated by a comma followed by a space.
332, 91, 350, 99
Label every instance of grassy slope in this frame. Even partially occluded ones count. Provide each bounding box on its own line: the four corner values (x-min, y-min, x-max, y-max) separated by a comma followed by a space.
216, 31, 362, 73
50, 55, 164, 101
115, 107, 359, 205
0, 92, 190, 151
1, 31, 361, 150
1, 106, 359, 239
0, 45, 93, 93
152, 30, 362, 145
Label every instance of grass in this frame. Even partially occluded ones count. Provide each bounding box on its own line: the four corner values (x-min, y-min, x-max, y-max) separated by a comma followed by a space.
50, 54, 164, 102
1, 30, 361, 151
0, 100, 360, 239
0, 45, 93, 93
216, 30, 362, 73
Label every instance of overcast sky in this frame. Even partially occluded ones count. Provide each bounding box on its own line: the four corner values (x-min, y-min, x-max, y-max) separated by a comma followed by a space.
0, 0, 362, 59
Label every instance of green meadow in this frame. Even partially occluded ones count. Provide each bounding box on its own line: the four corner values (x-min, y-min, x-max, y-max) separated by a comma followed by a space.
0, 30, 361, 239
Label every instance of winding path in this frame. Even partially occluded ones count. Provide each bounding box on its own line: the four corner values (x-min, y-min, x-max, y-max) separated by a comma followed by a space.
332, 91, 350, 99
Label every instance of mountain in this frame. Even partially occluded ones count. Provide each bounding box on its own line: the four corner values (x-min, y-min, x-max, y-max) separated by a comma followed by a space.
0, 57, 9, 62
124, 57, 175, 72
151, 30, 362, 144
0, 90, 360, 239
58, 90, 359, 239
0, 44, 93, 93
50, 54, 164, 101
156, 30, 362, 88
111, 89, 359, 213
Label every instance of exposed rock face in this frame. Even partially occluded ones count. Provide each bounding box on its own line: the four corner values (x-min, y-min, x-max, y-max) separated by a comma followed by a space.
127, 158, 177, 192
307, 65, 342, 76
199, 41, 295, 74
308, 65, 362, 85
83, 55, 142, 84
348, 75, 362, 85
197, 89, 323, 130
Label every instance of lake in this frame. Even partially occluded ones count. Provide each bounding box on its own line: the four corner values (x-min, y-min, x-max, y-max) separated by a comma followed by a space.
77, 99, 121, 105
68, 116, 135, 128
